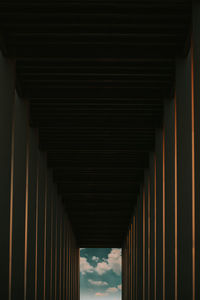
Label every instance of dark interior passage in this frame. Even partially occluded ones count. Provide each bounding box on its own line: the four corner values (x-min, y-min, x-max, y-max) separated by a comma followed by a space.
0, 1, 200, 300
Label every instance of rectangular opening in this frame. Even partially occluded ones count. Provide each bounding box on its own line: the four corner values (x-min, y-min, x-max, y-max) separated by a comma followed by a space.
80, 248, 122, 300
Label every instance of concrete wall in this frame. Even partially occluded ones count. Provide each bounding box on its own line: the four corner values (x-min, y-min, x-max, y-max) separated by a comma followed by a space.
122, 4, 200, 300
0, 50, 80, 300
0, 52, 15, 298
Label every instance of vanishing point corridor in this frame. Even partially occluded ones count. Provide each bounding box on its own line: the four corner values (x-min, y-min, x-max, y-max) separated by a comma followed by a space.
0, 1, 199, 300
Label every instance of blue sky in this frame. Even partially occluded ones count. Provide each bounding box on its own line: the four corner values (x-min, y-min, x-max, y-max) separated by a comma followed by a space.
80, 248, 122, 300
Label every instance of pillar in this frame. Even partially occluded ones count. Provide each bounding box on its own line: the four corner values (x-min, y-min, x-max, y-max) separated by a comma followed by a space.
149, 153, 155, 300
63, 217, 66, 300
137, 186, 144, 300
155, 128, 163, 299
51, 186, 57, 300
144, 172, 149, 300
26, 128, 38, 299
59, 198, 63, 300
176, 47, 193, 299
45, 170, 54, 300
164, 98, 175, 300
0, 51, 15, 298
11, 94, 28, 299
193, 3, 200, 299
132, 216, 136, 300
36, 152, 46, 299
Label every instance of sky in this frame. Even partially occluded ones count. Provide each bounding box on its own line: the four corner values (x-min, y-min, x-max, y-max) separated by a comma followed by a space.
80, 248, 122, 300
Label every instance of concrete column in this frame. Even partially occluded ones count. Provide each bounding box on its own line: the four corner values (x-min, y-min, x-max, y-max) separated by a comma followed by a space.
63, 217, 66, 300
11, 94, 28, 299
72, 238, 75, 300
45, 170, 54, 300
75, 246, 78, 300
132, 216, 136, 300
69, 226, 72, 300
57, 199, 60, 300
0, 51, 15, 298
36, 152, 46, 299
176, 49, 193, 299
65, 218, 69, 300
55, 192, 59, 300
155, 128, 163, 299
144, 172, 149, 300
130, 218, 133, 300
51, 186, 57, 300
149, 153, 155, 300
127, 228, 130, 300
26, 128, 38, 300
72, 237, 75, 299
135, 198, 139, 300
59, 199, 63, 300
72, 227, 74, 300
142, 186, 145, 300
126, 236, 128, 300
137, 186, 144, 300
130, 222, 133, 300
43, 165, 48, 300
193, 4, 200, 299
125, 236, 128, 300
164, 98, 175, 300
66, 220, 70, 300
77, 247, 80, 300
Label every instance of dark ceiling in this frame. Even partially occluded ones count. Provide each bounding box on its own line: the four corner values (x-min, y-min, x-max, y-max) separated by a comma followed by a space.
0, 0, 191, 247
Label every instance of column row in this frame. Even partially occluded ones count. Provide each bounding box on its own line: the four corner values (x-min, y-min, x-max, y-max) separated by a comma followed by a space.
122, 3, 200, 300
0, 50, 80, 300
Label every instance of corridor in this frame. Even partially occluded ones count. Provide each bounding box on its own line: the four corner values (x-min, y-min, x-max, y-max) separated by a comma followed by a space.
0, 1, 199, 300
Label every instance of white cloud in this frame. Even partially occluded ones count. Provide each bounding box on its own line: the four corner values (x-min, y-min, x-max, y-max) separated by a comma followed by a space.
106, 287, 118, 293
94, 287, 119, 297
94, 285, 120, 298
117, 284, 122, 290
92, 256, 100, 262
80, 249, 121, 277
95, 292, 108, 297
107, 248, 122, 275
88, 279, 108, 286
80, 248, 85, 251
95, 261, 111, 275
95, 248, 121, 276
80, 257, 94, 275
